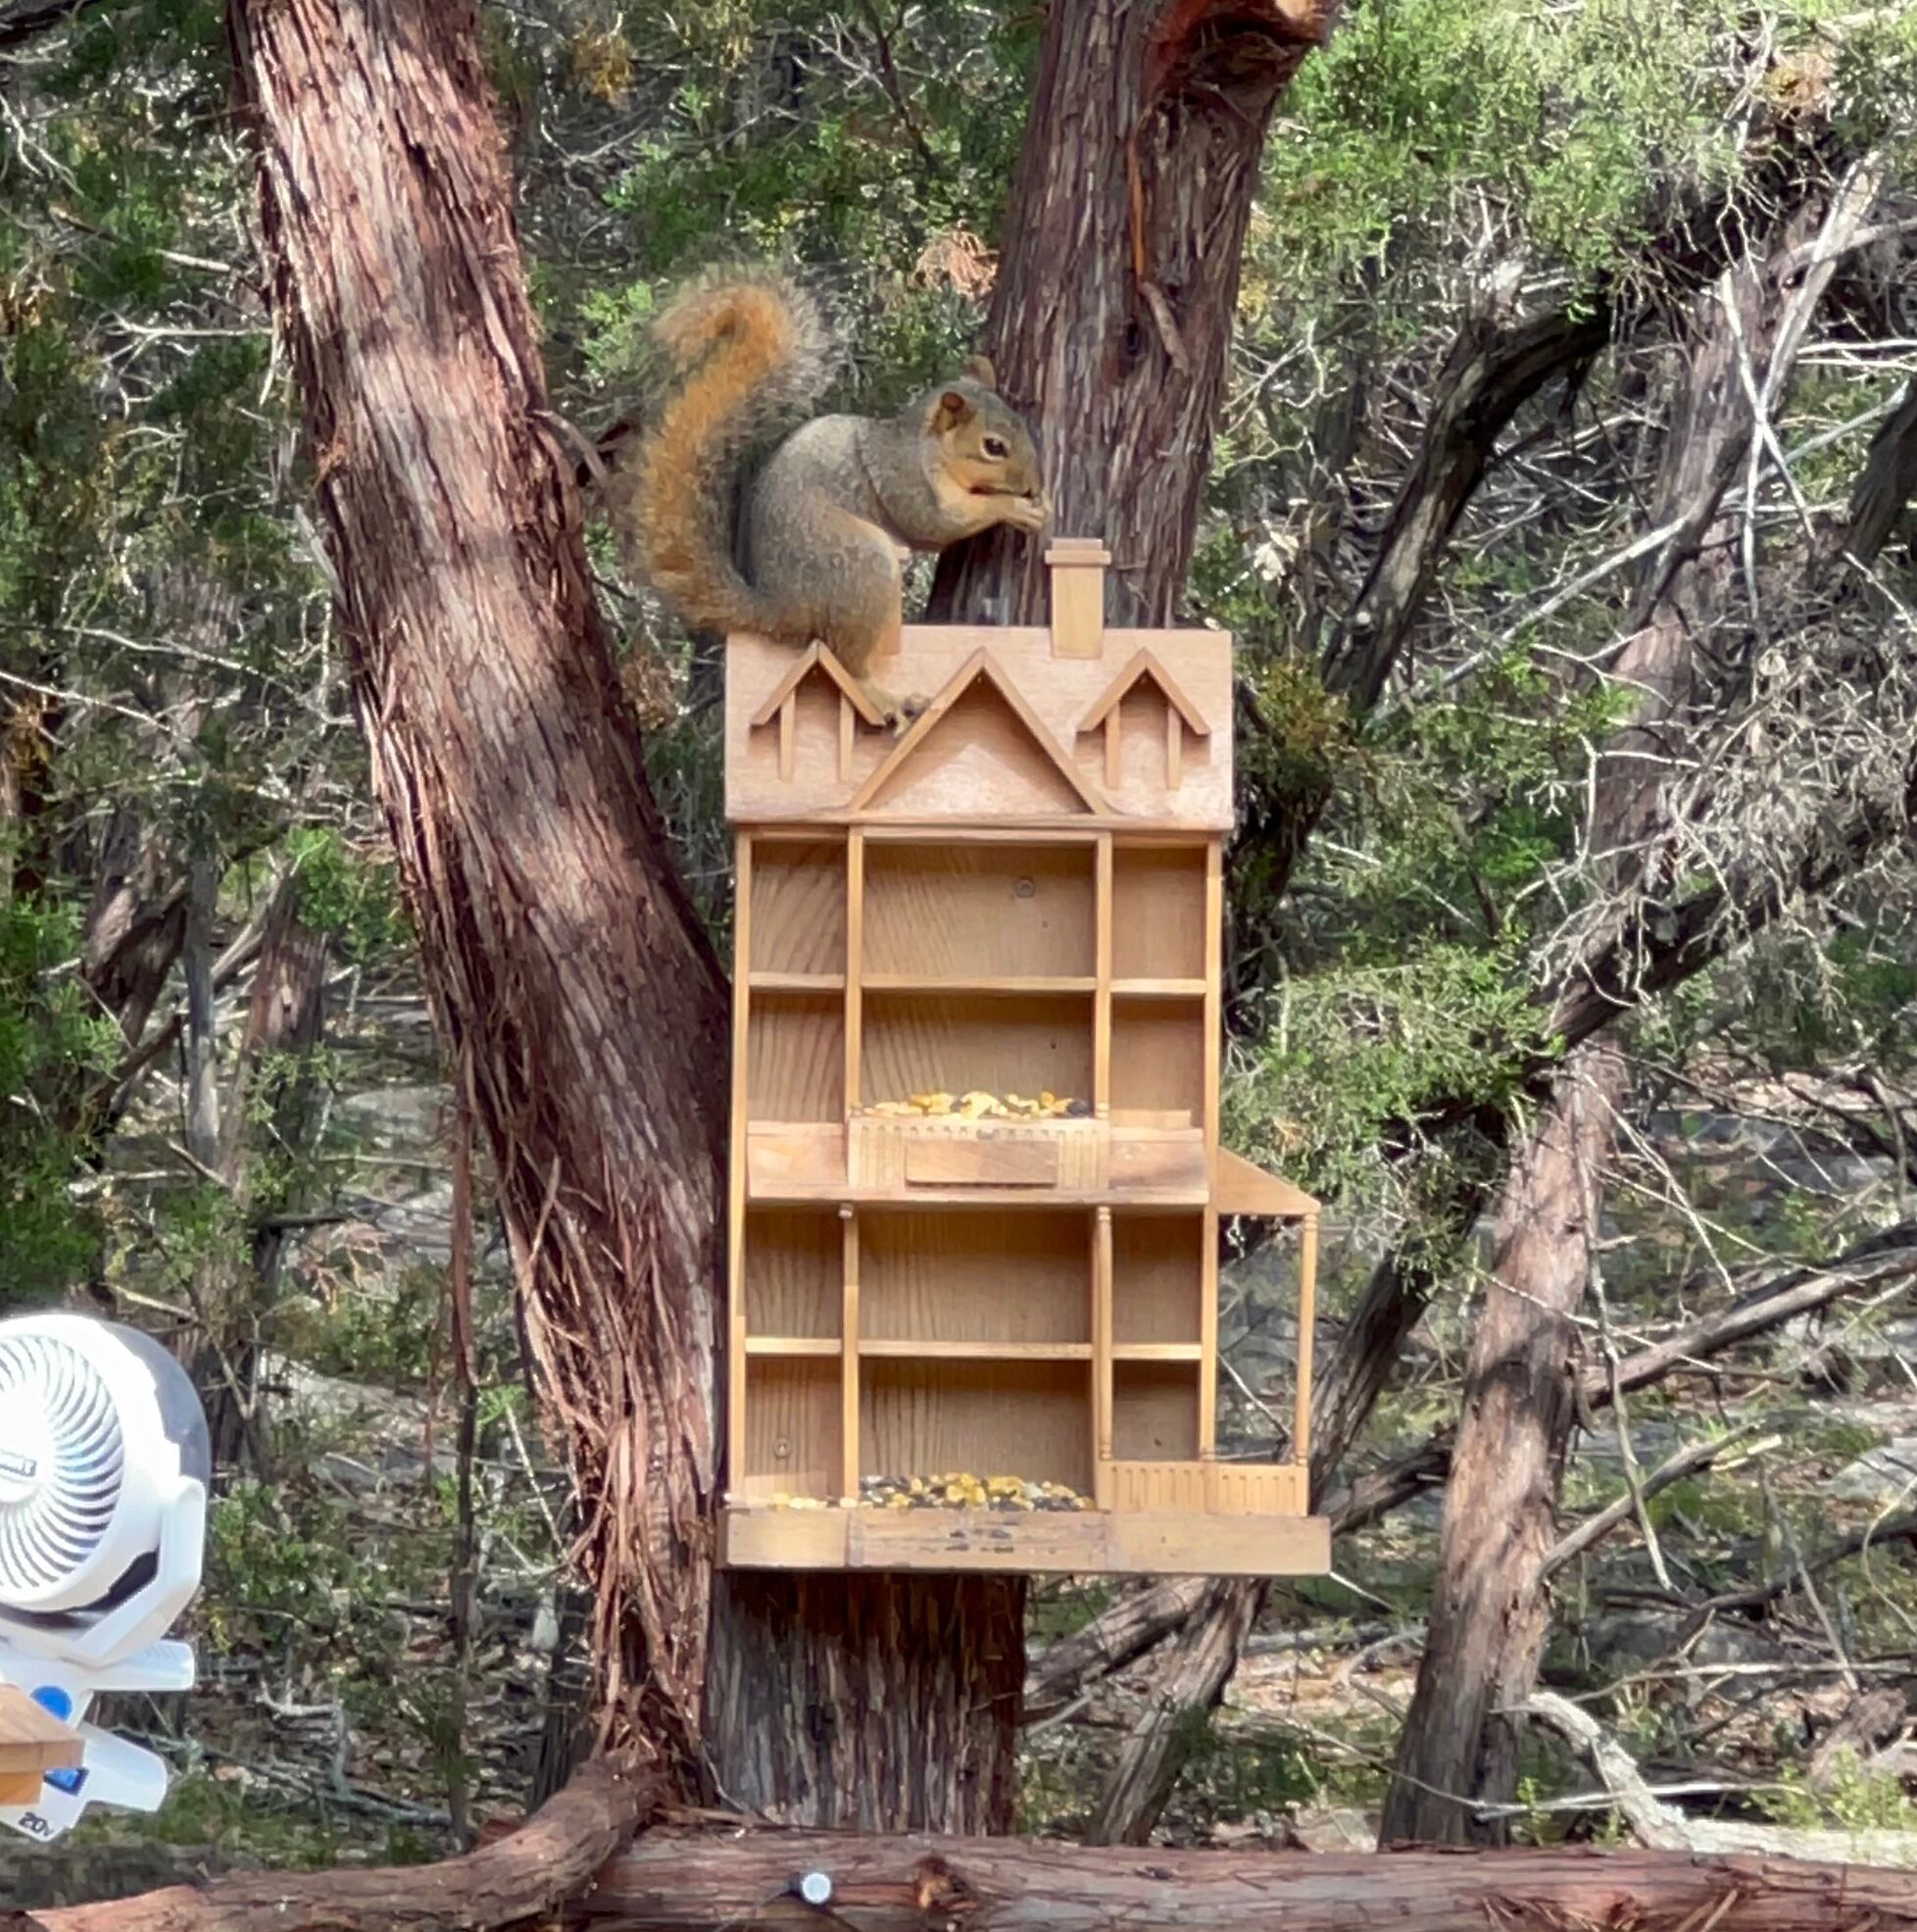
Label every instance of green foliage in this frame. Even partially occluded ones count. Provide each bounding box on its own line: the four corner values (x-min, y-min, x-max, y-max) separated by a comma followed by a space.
0, 895, 120, 1305
1760, 1753, 1917, 1832
1251, 0, 1894, 310
203, 1477, 391, 1659
62, 1769, 365, 1871
522, 0, 1039, 413
285, 826, 412, 967
1228, 940, 1550, 1211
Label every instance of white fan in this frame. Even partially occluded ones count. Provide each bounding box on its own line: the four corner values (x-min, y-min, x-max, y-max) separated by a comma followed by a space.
0, 1313, 209, 1841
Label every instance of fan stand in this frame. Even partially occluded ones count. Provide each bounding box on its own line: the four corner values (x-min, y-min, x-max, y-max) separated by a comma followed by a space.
0, 1685, 82, 1807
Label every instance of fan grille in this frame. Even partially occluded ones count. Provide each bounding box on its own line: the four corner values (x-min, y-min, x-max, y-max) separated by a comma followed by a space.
0, 1330, 125, 1599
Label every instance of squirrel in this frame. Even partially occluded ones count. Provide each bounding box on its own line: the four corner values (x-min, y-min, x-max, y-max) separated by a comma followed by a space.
613, 269, 1050, 722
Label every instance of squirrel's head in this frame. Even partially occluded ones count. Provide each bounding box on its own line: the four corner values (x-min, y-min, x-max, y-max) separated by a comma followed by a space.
920, 357, 1050, 536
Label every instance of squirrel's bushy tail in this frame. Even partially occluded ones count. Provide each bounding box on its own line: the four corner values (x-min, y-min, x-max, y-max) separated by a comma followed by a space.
616, 268, 832, 639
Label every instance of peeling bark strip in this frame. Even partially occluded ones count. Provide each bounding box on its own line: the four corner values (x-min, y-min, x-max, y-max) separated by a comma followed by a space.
930, 0, 1341, 630
19, 1756, 657, 1932
225, 0, 728, 1780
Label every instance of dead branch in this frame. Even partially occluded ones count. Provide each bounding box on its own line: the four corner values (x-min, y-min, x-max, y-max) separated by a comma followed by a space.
1024, 1226, 1917, 1721
1321, 285, 1609, 713
0, 0, 103, 51
564, 1825, 1917, 1929
17, 1754, 657, 1932
1690, 1510, 1917, 1622
1521, 1692, 1917, 1867
1542, 1425, 1770, 1579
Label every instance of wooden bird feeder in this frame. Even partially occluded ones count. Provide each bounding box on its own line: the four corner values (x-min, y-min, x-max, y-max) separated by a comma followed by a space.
0, 1683, 82, 1808
720, 537, 1329, 1575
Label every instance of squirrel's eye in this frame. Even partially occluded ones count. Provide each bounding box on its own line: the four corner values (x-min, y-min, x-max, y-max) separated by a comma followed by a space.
982, 435, 1008, 460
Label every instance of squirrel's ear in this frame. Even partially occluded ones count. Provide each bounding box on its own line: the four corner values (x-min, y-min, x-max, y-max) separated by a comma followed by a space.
930, 388, 974, 433
960, 354, 997, 389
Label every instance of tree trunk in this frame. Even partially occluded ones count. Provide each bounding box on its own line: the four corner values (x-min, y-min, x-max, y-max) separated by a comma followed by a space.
705, 1574, 1024, 1829
225, 0, 729, 1785
1381, 174, 1888, 1843
1074, 276, 1609, 1850
193, 869, 328, 1470
1080, 1193, 1486, 1838
1084, 1573, 1259, 1845
929, 0, 1339, 629
1382, 1047, 1623, 1844
708, 0, 1337, 1829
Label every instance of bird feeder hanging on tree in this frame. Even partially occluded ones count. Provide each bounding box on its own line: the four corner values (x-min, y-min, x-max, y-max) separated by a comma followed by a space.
719, 538, 1330, 1577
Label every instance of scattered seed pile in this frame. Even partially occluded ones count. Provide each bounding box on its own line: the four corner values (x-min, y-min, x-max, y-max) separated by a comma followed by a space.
865, 1090, 1091, 1119
763, 1475, 1094, 1511
861, 1472, 1094, 1511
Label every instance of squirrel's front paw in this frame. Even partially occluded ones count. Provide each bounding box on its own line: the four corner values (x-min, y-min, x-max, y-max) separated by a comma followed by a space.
1003, 489, 1051, 534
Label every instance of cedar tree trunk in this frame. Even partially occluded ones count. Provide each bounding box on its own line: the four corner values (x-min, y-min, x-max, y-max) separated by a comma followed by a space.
929, 0, 1341, 629
226, 0, 729, 1786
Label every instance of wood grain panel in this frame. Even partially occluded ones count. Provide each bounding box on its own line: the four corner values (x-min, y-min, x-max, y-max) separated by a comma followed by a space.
860, 1210, 1091, 1344
1108, 999, 1204, 1118
747, 993, 844, 1122
1112, 1362, 1200, 1460
860, 993, 1093, 1110
742, 1358, 840, 1500
861, 1360, 1092, 1492
748, 839, 847, 976
1111, 845, 1206, 980
725, 626, 1235, 828
742, 1209, 841, 1338
862, 843, 1094, 979
1111, 1214, 1203, 1344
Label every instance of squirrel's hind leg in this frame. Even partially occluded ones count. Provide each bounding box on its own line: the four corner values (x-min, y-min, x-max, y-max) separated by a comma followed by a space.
828, 610, 924, 734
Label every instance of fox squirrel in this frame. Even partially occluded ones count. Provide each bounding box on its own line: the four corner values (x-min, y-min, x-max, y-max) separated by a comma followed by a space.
614, 270, 1049, 720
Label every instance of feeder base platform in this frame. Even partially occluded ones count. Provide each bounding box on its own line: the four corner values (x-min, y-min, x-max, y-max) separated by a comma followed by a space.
720, 1505, 1331, 1576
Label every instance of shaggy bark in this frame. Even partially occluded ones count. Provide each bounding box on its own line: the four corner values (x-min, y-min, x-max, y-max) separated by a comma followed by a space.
706, 1574, 1025, 1831
568, 1835, 1917, 1931
929, 0, 1341, 629
225, 0, 729, 1782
